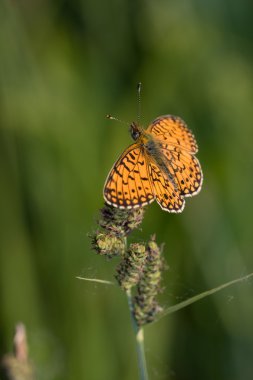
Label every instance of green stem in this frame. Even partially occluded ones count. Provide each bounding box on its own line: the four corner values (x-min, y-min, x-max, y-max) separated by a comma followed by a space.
126, 290, 149, 380
136, 328, 149, 380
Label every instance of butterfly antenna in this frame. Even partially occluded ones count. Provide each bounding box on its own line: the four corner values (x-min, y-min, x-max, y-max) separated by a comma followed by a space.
106, 114, 129, 126
137, 82, 142, 125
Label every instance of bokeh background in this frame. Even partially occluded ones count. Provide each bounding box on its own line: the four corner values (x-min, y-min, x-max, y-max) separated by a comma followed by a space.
1, 1, 253, 379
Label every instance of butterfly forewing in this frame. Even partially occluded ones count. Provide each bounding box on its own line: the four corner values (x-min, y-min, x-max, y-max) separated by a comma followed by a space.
147, 115, 198, 154
103, 144, 155, 209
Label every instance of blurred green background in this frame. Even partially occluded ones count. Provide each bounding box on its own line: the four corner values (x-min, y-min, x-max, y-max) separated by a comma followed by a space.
1, 0, 253, 379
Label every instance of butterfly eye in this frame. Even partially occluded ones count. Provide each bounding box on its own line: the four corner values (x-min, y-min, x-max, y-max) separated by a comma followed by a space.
130, 124, 140, 141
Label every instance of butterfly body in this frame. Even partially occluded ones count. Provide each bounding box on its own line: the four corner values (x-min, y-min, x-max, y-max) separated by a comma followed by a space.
104, 115, 203, 212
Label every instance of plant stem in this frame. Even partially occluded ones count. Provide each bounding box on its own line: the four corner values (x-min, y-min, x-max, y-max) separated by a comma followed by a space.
135, 328, 149, 380
126, 290, 149, 380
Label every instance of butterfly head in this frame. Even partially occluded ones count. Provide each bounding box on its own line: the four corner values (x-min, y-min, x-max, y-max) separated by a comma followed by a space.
130, 122, 143, 141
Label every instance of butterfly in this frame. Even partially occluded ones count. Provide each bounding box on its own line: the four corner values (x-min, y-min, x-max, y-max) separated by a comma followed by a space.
103, 115, 203, 212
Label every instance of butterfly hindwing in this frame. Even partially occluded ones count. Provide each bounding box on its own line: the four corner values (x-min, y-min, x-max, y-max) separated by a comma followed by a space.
159, 144, 203, 197
103, 144, 155, 209
147, 157, 185, 213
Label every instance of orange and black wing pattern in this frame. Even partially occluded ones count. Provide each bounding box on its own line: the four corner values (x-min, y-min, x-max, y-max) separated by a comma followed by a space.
103, 144, 155, 209
159, 143, 202, 197
147, 115, 198, 153
148, 115, 203, 200
148, 157, 185, 212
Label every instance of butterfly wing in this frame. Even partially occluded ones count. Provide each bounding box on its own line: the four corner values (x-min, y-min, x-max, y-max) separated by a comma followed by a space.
159, 144, 203, 197
147, 115, 198, 154
103, 144, 155, 209
147, 157, 185, 213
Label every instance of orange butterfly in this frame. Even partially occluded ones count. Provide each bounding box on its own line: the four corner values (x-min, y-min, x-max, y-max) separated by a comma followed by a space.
103, 115, 203, 212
